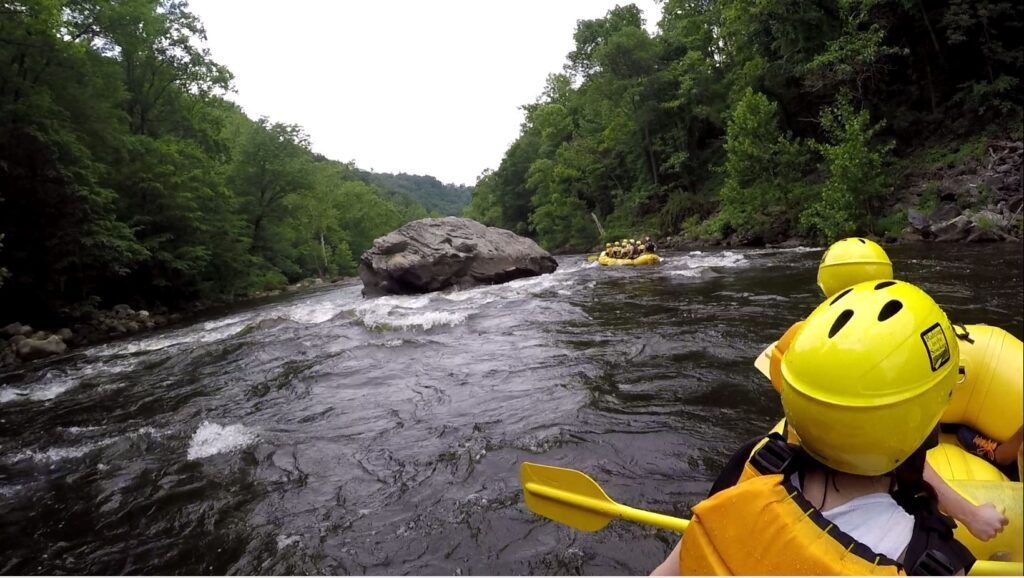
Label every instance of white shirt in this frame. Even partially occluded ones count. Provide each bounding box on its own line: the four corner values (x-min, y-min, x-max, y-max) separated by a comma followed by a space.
821, 492, 916, 561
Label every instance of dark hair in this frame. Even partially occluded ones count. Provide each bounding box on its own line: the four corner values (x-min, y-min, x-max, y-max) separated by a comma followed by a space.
794, 432, 939, 512
890, 439, 940, 510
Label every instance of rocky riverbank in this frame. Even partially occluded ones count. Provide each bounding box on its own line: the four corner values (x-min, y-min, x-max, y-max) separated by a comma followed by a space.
0, 277, 340, 369
655, 138, 1023, 250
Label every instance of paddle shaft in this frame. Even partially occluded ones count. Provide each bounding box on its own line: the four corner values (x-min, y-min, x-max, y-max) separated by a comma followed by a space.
524, 481, 690, 533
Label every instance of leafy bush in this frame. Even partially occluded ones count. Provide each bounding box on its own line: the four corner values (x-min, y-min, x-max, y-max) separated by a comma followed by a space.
801, 98, 893, 242
718, 89, 815, 242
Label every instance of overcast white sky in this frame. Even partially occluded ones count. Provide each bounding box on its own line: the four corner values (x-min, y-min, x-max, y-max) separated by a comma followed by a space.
188, 0, 662, 186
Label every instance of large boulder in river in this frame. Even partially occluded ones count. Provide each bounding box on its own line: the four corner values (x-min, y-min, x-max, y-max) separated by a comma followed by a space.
359, 217, 558, 297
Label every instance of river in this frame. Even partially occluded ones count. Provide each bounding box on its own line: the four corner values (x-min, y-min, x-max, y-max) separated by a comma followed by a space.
0, 244, 1021, 575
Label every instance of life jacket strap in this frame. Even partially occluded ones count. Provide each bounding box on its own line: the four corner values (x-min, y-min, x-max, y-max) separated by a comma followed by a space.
749, 433, 795, 476
909, 549, 956, 576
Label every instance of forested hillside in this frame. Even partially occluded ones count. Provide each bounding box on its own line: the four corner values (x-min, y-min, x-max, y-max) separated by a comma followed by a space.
362, 171, 472, 216
465, 0, 1023, 251
0, 0, 441, 326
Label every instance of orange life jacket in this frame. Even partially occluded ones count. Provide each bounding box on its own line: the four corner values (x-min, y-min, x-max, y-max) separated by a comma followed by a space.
679, 437, 967, 576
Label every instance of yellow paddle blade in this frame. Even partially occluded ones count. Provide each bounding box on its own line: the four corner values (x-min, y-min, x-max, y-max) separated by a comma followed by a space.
754, 341, 774, 380
520, 462, 689, 533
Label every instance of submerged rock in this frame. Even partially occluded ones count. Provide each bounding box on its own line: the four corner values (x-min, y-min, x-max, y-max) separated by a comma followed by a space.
359, 217, 558, 297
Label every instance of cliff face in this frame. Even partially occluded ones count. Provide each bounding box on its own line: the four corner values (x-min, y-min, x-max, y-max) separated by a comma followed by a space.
898, 140, 1023, 243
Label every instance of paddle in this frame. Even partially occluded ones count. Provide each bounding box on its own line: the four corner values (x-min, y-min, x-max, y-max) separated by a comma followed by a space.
753, 341, 774, 379
521, 462, 688, 533
519, 461, 1021, 576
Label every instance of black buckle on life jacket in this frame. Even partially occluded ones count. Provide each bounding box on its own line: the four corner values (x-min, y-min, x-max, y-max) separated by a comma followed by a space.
909, 549, 956, 576
750, 436, 794, 475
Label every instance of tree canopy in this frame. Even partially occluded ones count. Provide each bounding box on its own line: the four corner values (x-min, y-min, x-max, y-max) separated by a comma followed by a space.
0, 0, 445, 325
465, 0, 1023, 250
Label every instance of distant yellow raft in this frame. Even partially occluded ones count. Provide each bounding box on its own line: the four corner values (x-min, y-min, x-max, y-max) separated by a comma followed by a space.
597, 252, 661, 266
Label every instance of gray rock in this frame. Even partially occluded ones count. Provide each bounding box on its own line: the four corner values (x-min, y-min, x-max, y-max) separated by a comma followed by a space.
359, 217, 558, 297
2, 322, 33, 337
900, 226, 924, 242
928, 203, 961, 224
907, 208, 929, 230
112, 304, 135, 318
15, 335, 67, 361
9, 334, 27, 346
137, 310, 150, 319
56, 328, 73, 341
967, 228, 1005, 242
932, 215, 973, 242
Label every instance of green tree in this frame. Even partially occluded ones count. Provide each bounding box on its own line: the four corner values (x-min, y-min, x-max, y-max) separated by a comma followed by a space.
718, 89, 812, 242
801, 98, 892, 242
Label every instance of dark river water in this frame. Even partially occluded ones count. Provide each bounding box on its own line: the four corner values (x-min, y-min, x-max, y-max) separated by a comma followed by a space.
1, 244, 1021, 575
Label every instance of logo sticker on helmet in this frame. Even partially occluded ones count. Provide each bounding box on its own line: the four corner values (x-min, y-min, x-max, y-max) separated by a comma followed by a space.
920, 323, 951, 372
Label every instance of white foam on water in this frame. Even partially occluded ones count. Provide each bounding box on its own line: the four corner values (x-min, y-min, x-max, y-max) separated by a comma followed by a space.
88, 320, 250, 357
667, 268, 704, 278
662, 250, 749, 272
11, 438, 117, 463
276, 535, 301, 550
62, 426, 104, 435
354, 294, 471, 331
186, 421, 257, 460
279, 299, 351, 324
0, 376, 77, 404
1, 356, 140, 405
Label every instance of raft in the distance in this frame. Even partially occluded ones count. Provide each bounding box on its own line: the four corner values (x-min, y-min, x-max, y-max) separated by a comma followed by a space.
597, 252, 661, 266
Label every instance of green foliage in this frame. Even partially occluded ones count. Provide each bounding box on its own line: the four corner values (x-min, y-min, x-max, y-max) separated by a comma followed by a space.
975, 214, 996, 232
364, 172, 472, 216
920, 182, 942, 214
464, 0, 1021, 248
0, 0, 440, 323
876, 210, 906, 239
801, 98, 893, 242
924, 138, 988, 169
719, 89, 814, 242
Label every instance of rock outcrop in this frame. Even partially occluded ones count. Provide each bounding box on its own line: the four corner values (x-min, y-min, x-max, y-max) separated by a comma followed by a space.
901, 140, 1022, 242
359, 217, 558, 297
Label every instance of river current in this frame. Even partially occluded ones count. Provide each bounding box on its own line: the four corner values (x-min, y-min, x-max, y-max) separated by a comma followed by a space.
1, 244, 1021, 575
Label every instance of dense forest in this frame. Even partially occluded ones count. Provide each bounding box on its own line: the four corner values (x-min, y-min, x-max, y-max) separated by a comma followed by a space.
465, 0, 1023, 251
361, 171, 472, 217
0, 0, 468, 327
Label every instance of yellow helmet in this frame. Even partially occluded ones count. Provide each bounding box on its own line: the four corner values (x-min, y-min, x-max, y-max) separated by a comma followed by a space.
614, 241, 621, 246
630, 239, 636, 244
605, 243, 612, 248
780, 280, 958, 476
817, 238, 893, 298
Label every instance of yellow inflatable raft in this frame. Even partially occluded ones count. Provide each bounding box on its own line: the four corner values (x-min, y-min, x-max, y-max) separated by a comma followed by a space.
758, 324, 1023, 569
597, 252, 661, 266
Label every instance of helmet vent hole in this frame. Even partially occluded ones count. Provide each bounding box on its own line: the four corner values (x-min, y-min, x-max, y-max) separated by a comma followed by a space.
829, 310, 854, 338
878, 300, 903, 321
857, 238, 866, 244
874, 280, 896, 290
830, 288, 854, 305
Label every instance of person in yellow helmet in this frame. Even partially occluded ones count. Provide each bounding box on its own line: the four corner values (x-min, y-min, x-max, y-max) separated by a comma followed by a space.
817, 237, 894, 297
761, 237, 1011, 543
653, 281, 975, 576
